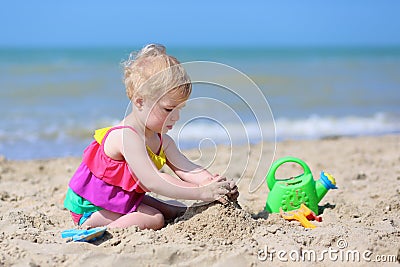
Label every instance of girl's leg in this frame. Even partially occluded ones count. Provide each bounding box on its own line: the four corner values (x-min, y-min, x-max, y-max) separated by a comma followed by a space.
81, 209, 122, 228
108, 203, 164, 229
82, 205, 164, 230
142, 195, 187, 221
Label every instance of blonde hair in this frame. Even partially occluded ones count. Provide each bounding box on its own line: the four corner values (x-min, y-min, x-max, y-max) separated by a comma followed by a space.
122, 44, 192, 102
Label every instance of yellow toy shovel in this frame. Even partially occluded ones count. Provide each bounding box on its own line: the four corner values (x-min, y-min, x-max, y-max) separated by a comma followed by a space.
280, 203, 322, 229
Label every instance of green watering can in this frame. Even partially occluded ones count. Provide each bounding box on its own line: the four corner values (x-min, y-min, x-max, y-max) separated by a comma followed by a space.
265, 156, 337, 215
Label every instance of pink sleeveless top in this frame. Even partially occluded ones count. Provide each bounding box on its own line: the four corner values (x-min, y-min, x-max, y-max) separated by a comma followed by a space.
82, 125, 148, 193
67, 126, 166, 214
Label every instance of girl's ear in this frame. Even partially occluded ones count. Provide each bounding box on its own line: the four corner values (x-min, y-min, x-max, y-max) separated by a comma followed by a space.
133, 97, 144, 110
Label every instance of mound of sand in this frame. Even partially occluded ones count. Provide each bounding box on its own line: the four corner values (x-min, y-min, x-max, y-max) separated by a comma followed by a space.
161, 202, 258, 245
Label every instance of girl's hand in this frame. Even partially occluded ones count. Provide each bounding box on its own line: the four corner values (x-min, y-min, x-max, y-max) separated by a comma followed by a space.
199, 175, 230, 202
226, 184, 239, 201
213, 174, 239, 203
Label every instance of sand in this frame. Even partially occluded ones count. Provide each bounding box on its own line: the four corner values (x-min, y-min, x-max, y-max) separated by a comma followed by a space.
0, 135, 399, 266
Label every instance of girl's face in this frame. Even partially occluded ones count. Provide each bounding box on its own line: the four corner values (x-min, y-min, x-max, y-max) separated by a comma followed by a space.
142, 92, 186, 134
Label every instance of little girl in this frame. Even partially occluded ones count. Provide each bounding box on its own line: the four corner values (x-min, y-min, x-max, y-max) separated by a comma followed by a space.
64, 44, 237, 230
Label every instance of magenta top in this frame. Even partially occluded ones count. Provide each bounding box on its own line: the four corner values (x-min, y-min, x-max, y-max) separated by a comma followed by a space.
66, 126, 164, 214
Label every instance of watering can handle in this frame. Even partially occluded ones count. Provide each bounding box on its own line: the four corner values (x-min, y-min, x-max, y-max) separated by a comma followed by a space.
266, 156, 312, 190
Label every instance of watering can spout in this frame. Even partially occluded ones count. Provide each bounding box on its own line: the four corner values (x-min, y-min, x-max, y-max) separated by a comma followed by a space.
315, 172, 338, 202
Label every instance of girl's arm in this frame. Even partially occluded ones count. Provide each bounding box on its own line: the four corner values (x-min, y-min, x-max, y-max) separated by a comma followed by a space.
162, 134, 239, 202
119, 128, 229, 201
162, 134, 218, 185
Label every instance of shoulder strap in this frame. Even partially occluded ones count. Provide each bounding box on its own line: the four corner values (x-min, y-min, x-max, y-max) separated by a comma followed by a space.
156, 133, 163, 154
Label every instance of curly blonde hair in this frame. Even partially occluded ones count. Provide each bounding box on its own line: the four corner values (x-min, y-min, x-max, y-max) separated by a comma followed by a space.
122, 44, 192, 102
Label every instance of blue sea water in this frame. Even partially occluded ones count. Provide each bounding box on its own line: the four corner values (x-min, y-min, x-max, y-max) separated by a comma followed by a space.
0, 46, 399, 160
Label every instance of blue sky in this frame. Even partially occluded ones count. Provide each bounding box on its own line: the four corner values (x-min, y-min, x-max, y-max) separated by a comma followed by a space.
1, 0, 399, 47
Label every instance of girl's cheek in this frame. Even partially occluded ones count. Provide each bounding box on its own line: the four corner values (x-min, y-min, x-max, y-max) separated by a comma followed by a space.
152, 111, 168, 123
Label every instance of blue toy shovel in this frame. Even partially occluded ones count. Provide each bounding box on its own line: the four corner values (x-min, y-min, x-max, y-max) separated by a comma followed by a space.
61, 227, 107, 242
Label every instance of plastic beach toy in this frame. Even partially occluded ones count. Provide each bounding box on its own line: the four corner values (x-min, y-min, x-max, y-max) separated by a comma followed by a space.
265, 156, 337, 215
61, 227, 107, 242
280, 203, 322, 229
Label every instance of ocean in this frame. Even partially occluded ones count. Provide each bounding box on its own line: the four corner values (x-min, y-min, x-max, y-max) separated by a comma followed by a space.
1, 47, 399, 160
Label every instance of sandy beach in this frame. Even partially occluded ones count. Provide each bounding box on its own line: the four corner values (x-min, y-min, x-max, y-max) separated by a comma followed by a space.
0, 134, 399, 266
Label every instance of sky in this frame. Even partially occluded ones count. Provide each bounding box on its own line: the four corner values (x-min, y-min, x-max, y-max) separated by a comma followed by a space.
0, 0, 400, 48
